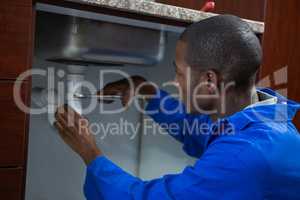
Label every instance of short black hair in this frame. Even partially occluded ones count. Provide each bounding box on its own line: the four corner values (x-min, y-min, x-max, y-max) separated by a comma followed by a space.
180, 15, 262, 91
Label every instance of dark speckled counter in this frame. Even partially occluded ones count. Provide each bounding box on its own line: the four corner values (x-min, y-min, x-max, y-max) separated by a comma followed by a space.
67, 0, 264, 33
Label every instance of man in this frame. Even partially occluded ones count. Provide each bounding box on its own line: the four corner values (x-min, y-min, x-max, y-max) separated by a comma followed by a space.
54, 15, 300, 199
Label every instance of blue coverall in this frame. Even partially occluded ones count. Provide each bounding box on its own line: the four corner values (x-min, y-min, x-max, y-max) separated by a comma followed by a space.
84, 88, 300, 200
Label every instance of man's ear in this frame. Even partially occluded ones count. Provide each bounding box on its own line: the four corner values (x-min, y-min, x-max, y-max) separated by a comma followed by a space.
206, 70, 218, 94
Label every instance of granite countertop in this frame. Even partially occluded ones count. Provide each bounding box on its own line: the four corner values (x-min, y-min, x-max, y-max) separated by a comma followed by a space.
67, 0, 264, 33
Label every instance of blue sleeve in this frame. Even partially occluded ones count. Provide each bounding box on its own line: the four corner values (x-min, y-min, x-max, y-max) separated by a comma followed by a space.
84, 141, 265, 200
145, 89, 212, 157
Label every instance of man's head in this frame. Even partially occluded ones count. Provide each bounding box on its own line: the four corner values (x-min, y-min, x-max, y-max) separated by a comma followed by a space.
175, 15, 262, 114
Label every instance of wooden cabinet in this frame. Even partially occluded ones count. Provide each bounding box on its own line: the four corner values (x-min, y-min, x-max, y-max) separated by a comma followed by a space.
0, 82, 29, 167
0, 168, 24, 200
212, 0, 265, 21
156, 0, 266, 21
261, 0, 300, 130
0, 1, 34, 79
0, 1, 34, 200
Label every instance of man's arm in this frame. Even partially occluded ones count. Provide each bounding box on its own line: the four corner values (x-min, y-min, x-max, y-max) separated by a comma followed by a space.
145, 89, 212, 157
53, 105, 265, 200
83, 140, 263, 200
99, 76, 212, 157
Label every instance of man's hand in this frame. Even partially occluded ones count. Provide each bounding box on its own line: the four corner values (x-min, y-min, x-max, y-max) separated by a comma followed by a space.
54, 105, 102, 165
98, 75, 157, 106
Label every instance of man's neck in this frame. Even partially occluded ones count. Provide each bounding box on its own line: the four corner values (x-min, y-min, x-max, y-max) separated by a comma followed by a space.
210, 87, 258, 122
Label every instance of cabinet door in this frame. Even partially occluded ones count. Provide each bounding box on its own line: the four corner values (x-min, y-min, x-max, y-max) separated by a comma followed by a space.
0, 1, 34, 79
0, 168, 24, 200
261, 0, 300, 130
0, 81, 29, 167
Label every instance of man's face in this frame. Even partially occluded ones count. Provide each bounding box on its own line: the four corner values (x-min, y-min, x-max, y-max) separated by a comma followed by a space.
174, 41, 217, 114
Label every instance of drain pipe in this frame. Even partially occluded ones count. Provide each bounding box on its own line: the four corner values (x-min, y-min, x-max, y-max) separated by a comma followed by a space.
155, 30, 166, 63
67, 65, 86, 114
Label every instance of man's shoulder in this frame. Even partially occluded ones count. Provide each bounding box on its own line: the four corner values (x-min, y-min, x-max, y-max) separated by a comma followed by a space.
207, 121, 300, 172
196, 135, 269, 184
206, 134, 267, 166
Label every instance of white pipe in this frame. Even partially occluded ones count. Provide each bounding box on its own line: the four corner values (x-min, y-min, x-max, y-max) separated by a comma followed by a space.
67, 65, 86, 114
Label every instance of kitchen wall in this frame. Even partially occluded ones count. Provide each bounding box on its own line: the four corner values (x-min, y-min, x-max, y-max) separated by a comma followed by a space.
25, 31, 195, 200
